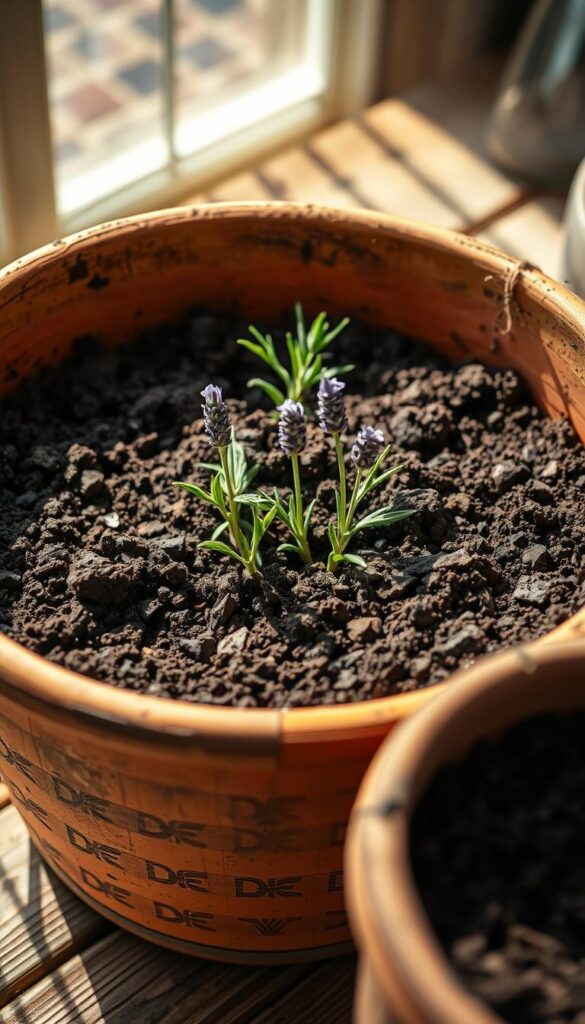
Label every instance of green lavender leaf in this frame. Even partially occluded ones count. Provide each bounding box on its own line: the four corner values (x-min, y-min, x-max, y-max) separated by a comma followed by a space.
198, 540, 247, 566
349, 508, 414, 537
328, 520, 340, 551
173, 481, 214, 504
340, 553, 367, 568
295, 302, 307, 355
247, 378, 285, 407
210, 471, 225, 508
323, 362, 354, 379
303, 498, 316, 532
277, 542, 303, 556
306, 312, 327, 352
322, 317, 350, 347
211, 521, 229, 540
367, 464, 405, 491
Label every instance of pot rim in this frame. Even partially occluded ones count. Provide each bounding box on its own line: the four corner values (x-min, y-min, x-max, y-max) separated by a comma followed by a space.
345, 641, 585, 1024
1, 201, 584, 743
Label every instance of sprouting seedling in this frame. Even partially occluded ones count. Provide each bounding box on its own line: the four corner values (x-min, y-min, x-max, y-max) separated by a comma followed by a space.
321, 381, 414, 572
237, 303, 353, 408
174, 385, 276, 577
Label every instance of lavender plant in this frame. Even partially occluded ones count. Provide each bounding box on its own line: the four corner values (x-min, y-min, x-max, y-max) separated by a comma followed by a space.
174, 385, 276, 577
269, 399, 314, 563
176, 340, 415, 577
318, 378, 414, 572
318, 376, 349, 544
238, 399, 315, 564
237, 303, 353, 407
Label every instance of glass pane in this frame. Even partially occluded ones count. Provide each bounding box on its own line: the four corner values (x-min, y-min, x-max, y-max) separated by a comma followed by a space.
42, 0, 168, 216
174, 0, 315, 158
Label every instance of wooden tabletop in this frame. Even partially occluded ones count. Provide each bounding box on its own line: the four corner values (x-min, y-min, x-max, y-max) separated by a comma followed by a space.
192, 66, 566, 281
0, 70, 567, 1024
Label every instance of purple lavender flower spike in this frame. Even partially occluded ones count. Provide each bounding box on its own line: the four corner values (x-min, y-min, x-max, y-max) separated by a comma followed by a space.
317, 377, 348, 434
278, 399, 306, 455
201, 383, 231, 447
351, 425, 385, 470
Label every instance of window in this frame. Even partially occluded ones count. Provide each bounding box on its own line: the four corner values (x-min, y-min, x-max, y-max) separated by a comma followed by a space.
0, 0, 381, 263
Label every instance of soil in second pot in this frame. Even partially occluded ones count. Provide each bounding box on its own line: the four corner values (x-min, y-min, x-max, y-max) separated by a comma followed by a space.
0, 312, 584, 707
411, 712, 585, 1024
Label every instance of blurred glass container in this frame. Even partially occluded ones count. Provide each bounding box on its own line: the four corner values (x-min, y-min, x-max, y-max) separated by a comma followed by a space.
563, 156, 585, 297
488, 0, 585, 187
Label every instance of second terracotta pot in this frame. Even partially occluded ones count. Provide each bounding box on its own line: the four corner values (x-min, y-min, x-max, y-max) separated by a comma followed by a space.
346, 641, 585, 1024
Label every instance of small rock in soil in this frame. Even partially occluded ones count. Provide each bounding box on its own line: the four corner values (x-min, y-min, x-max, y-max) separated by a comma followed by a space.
491, 460, 528, 493
217, 626, 249, 655
436, 623, 483, 657
80, 469, 104, 499
179, 634, 216, 661
334, 668, 358, 691
137, 519, 165, 538
209, 592, 239, 629
149, 534, 186, 561
541, 460, 559, 480
410, 652, 432, 681
137, 597, 161, 622
513, 575, 553, 608
347, 616, 381, 642
395, 553, 440, 578
69, 552, 142, 606
522, 544, 550, 571
530, 479, 555, 505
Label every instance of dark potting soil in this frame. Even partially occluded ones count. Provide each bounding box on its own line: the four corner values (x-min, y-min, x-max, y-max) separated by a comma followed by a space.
412, 712, 585, 1023
0, 312, 584, 707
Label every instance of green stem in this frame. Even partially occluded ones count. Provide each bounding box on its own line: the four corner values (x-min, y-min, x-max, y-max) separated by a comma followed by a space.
291, 452, 312, 564
327, 468, 363, 572
344, 469, 363, 538
333, 432, 347, 532
219, 445, 249, 566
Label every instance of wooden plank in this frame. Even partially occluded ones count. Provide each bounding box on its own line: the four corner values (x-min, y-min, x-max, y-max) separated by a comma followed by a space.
192, 169, 275, 204
0, 784, 9, 810
252, 147, 356, 208
361, 91, 527, 231
475, 194, 566, 280
0, 803, 110, 1008
0, 930, 313, 1024
303, 117, 459, 225
250, 957, 356, 1023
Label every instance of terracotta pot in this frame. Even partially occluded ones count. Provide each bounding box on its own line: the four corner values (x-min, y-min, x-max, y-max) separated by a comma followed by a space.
346, 641, 585, 1023
0, 203, 584, 963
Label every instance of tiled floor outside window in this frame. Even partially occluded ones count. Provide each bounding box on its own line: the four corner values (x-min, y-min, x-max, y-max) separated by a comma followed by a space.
43, 0, 270, 192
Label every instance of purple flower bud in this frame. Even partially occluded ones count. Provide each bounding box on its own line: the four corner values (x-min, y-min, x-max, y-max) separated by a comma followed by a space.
317, 377, 348, 434
351, 425, 385, 469
201, 383, 231, 447
278, 399, 306, 455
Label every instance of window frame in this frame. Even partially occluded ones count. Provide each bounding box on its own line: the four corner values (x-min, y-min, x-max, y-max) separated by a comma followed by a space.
0, 0, 382, 263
